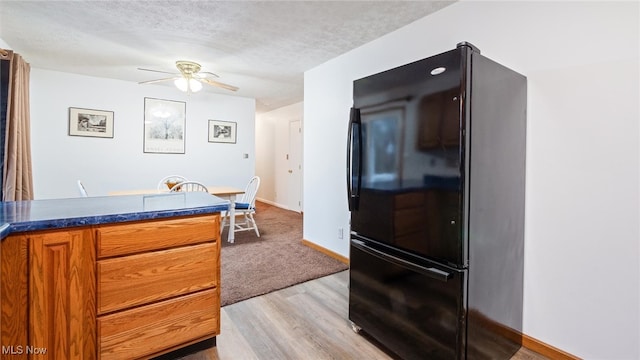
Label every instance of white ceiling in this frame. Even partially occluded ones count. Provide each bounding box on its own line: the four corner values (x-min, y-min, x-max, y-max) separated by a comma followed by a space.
0, 1, 455, 113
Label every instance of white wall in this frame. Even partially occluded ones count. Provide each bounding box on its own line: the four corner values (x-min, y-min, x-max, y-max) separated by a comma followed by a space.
256, 101, 303, 208
30, 69, 256, 199
255, 111, 277, 203
303, 1, 639, 359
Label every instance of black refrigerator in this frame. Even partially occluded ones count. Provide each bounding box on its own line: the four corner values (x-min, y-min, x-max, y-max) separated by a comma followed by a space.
347, 42, 527, 360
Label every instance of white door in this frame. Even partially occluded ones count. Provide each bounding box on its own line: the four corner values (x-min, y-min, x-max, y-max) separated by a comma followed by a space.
287, 120, 302, 212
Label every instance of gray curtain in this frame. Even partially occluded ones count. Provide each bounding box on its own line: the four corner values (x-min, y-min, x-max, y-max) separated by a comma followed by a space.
1, 49, 33, 201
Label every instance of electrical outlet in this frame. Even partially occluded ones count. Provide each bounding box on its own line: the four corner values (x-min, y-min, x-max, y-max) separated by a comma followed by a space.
338, 227, 344, 239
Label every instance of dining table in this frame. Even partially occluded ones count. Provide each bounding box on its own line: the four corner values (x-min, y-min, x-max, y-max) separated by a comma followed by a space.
109, 185, 245, 243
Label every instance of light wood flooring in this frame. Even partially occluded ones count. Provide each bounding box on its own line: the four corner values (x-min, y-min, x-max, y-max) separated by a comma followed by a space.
168, 270, 547, 360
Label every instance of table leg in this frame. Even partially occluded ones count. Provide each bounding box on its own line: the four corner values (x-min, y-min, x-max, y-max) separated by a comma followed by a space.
228, 194, 236, 243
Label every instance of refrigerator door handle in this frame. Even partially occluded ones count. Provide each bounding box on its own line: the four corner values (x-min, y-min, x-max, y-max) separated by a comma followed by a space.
347, 107, 362, 211
351, 239, 453, 282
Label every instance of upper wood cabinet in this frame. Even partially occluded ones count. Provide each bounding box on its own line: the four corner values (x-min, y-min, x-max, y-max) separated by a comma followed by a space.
417, 88, 461, 149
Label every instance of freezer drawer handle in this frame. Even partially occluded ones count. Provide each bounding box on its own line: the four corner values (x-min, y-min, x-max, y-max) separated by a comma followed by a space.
352, 239, 453, 282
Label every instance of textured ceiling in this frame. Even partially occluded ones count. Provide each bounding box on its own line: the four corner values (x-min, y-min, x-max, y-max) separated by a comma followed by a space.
0, 1, 455, 113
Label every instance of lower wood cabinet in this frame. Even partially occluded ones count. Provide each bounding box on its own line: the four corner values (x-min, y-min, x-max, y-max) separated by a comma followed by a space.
29, 228, 97, 359
1, 228, 96, 359
97, 242, 218, 315
0, 213, 220, 359
98, 289, 219, 359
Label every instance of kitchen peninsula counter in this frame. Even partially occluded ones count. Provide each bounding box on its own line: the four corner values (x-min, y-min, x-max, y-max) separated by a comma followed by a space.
1, 192, 228, 359
0, 192, 229, 238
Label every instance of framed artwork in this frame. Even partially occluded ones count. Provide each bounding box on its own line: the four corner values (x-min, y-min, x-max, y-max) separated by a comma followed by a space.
143, 97, 186, 154
208, 120, 236, 144
68, 107, 114, 138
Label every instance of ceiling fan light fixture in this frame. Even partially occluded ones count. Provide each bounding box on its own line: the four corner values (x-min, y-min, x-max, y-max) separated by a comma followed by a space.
174, 77, 188, 92
141, 60, 237, 93
174, 77, 202, 93
189, 78, 202, 92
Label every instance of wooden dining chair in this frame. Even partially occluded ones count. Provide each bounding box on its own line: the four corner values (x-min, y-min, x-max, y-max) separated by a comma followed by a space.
157, 175, 188, 190
170, 181, 209, 193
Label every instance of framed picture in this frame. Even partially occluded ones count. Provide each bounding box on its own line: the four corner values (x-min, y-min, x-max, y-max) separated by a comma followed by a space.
208, 120, 237, 144
144, 97, 186, 154
68, 107, 114, 138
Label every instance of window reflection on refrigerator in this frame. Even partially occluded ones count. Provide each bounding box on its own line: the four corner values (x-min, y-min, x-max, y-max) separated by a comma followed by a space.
361, 107, 403, 185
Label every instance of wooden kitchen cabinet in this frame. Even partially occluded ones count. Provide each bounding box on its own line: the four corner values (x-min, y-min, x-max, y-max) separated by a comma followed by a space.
418, 88, 461, 149
29, 228, 96, 359
1, 228, 95, 360
1, 213, 220, 360
96, 214, 220, 360
97, 242, 217, 314
98, 289, 219, 359
0, 233, 28, 353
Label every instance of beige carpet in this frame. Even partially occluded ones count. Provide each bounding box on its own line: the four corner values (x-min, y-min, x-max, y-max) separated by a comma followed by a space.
220, 201, 348, 307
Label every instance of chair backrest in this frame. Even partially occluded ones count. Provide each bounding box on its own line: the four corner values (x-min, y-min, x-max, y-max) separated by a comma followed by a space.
240, 176, 260, 207
77, 180, 88, 197
157, 175, 188, 190
170, 181, 209, 193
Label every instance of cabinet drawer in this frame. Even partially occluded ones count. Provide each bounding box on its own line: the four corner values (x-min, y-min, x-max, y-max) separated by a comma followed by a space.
96, 214, 218, 258
98, 289, 219, 360
98, 242, 218, 314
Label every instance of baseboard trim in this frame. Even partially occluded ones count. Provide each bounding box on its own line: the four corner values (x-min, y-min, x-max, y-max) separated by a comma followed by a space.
256, 198, 302, 213
468, 309, 580, 359
522, 334, 581, 360
301, 239, 349, 265
255, 198, 285, 209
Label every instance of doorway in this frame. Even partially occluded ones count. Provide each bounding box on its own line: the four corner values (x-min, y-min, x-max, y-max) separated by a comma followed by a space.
287, 120, 302, 212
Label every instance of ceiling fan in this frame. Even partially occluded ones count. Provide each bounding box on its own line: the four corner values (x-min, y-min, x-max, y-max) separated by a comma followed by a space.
138, 60, 239, 93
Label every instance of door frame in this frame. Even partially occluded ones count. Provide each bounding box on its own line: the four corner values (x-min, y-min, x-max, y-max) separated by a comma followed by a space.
287, 119, 302, 212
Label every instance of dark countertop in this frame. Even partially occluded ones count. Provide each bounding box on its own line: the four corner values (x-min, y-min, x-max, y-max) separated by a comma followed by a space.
0, 192, 229, 239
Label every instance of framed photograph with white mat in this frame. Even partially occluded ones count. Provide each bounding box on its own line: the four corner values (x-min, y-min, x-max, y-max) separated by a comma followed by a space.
68, 107, 114, 138
144, 97, 186, 154
208, 120, 236, 144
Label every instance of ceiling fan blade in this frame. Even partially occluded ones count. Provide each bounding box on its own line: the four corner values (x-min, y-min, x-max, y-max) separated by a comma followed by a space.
138, 76, 181, 85
137, 67, 179, 75
198, 71, 219, 78
200, 78, 239, 92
